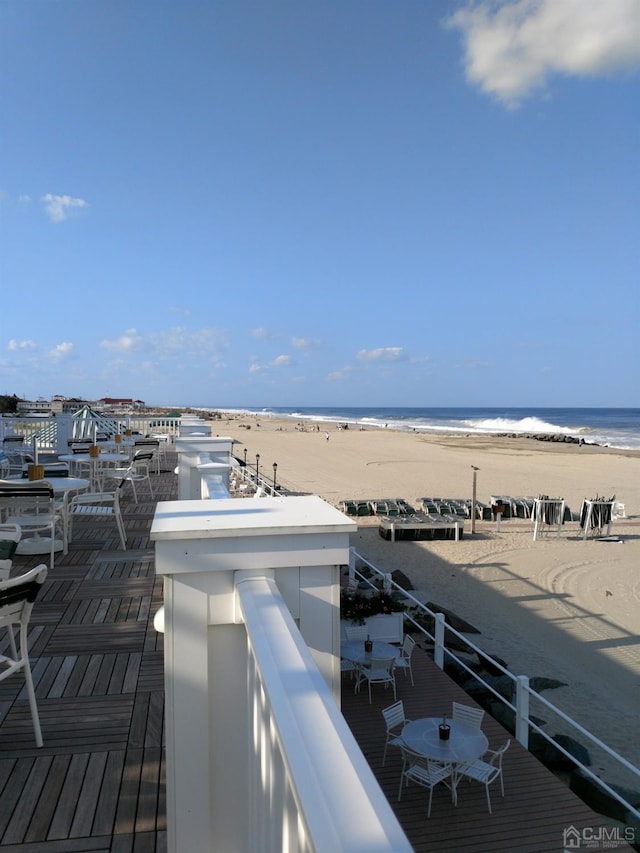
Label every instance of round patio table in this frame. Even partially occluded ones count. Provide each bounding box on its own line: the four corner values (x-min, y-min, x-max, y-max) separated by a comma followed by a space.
401, 717, 488, 765
58, 453, 125, 489
340, 640, 399, 665
15, 477, 90, 555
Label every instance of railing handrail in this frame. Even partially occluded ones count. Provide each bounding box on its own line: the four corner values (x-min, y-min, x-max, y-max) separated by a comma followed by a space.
350, 551, 640, 820
236, 573, 412, 852
1, 413, 181, 453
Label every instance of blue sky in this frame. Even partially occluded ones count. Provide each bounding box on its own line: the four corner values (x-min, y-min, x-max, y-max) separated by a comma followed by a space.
1, 0, 639, 408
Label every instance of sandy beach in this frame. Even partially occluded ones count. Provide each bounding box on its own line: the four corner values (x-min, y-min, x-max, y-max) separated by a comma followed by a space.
215, 411, 640, 789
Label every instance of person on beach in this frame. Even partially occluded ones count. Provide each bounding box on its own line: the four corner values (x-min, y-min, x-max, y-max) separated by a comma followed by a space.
325, 432, 329, 441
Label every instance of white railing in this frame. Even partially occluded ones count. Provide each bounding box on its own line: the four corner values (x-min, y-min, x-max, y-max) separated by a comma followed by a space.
237, 573, 411, 853
155, 441, 410, 852
232, 460, 282, 496
167, 437, 640, 844
349, 552, 640, 822
1, 413, 181, 454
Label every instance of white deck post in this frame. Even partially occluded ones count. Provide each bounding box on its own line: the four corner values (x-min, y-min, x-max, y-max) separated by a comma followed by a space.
515, 674, 530, 748
54, 414, 74, 455
151, 495, 356, 853
348, 545, 357, 586
434, 612, 446, 669
178, 415, 212, 436
175, 435, 234, 500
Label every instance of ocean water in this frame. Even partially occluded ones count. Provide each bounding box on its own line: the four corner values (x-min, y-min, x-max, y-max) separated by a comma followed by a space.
213, 407, 640, 451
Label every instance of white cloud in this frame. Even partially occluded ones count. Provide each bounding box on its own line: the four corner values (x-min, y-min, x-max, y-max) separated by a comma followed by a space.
272, 354, 292, 367
291, 337, 320, 350
100, 329, 144, 352
41, 193, 89, 223
150, 327, 223, 356
17, 194, 31, 204
357, 347, 405, 363
251, 327, 270, 339
326, 366, 353, 381
48, 342, 74, 361
100, 327, 226, 361
447, 0, 640, 106
8, 339, 37, 351
249, 363, 263, 372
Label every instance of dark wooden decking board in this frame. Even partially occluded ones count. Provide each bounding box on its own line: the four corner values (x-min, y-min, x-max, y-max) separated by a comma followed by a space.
0, 462, 170, 852
0, 451, 632, 851
341, 643, 632, 852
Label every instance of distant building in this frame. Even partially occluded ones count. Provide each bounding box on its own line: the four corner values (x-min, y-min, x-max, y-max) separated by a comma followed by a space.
16, 399, 52, 415
15, 397, 134, 416
17, 398, 91, 415
97, 397, 146, 411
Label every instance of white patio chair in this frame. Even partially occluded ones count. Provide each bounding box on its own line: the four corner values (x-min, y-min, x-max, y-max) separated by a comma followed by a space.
67, 447, 93, 480
2, 435, 26, 453
66, 478, 127, 550
0, 481, 62, 568
355, 656, 396, 703
381, 700, 412, 766
0, 523, 21, 580
452, 702, 485, 729
4, 447, 34, 477
455, 739, 511, 813
397, 745, 455, 817
344, 624, 369, 641
340, 657, 358, 680
148, 434, 169, 469
133, 439, 161, 474
100, 450, 154, 503
0, 564, 48, 747
0, 452, 11, 480
394, 634, 417, 686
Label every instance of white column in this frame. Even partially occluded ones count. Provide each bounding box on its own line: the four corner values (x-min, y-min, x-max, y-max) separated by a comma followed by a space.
151, 495, 356, 853
55, 414, 74, 454
175, 436, 234, 500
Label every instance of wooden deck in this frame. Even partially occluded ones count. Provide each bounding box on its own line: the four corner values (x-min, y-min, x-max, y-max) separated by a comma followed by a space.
0, 464, 169, 853
0, 456, 632, 851
341, 648, 633, 852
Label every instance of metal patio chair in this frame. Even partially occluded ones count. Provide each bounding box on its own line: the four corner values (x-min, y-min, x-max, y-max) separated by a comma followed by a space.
0, 564, 48, 747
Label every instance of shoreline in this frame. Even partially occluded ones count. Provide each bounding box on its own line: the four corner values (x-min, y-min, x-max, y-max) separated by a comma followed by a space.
213, 410, 639, 515
196, 405, 640, 453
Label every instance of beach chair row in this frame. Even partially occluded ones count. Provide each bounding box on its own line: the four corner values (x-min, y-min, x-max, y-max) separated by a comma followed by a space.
378, 512, 464, 541
340, 498, 416, 517
490, 495, 572, 522
419, 497, 492, 520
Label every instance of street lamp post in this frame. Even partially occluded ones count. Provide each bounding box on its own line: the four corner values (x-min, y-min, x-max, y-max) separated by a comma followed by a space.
272, 462, 278, 495
255, 453, 260, 484
243, 448, 247, 467
471, 466, 479, 534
